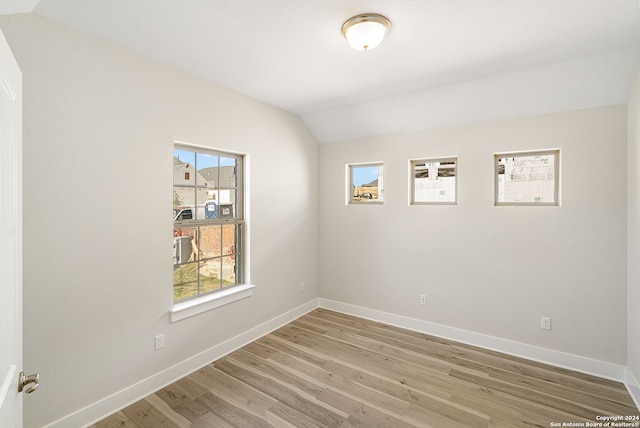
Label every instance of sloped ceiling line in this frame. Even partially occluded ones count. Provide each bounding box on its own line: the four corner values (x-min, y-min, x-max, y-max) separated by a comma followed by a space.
2, 0, 640, 143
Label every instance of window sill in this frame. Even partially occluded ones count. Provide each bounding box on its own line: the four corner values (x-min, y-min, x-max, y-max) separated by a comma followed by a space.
169, 284, 255, 323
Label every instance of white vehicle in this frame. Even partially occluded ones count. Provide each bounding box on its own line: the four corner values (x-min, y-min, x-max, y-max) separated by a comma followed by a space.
173, 206, 206, 221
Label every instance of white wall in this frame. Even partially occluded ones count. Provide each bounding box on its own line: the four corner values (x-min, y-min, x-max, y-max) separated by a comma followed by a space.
304, 49, 640, 144
628, 71, 640, 401
0, 14, 318, 428
319, 105, 628, 365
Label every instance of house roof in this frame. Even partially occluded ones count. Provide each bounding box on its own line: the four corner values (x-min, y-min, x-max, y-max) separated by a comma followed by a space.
198, 166, 236, 189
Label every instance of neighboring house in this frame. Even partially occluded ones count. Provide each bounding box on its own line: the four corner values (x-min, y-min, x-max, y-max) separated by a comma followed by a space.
173, 156, 212, 207
198, 165, 237, 205
173, 157, 237, 221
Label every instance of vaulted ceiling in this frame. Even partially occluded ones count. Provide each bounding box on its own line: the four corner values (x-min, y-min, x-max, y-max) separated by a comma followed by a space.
2, 0, 640, 142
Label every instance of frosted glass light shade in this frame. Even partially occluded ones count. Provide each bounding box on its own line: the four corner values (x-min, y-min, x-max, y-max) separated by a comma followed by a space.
342, 14, 391, 51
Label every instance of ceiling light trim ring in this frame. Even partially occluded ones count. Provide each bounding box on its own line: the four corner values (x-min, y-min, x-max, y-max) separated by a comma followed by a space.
342, 13, 391, 51
341, 13, 391, 38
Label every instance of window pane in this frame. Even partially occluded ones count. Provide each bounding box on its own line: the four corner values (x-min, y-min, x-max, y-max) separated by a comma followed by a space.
174, 149, 195, 170
194, 187, 216, 220
351, 164, 383, 203
218, 201, 235, 219
173, 185, 195, 216
221, 256, 237, 286
412, 158, 456, 204
201, 197, 217, 219
173, 261, 199, 301
222, 224, 237, 256
173, 228, 196, 265
198, 225, 222, 258
196, 152, 218, 187
219, 156, 237, 189
198, 259, 222, 294
496, 151, 558, 205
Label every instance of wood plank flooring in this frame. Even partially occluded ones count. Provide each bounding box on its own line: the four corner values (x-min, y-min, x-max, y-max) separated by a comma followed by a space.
91, 309, 639, 427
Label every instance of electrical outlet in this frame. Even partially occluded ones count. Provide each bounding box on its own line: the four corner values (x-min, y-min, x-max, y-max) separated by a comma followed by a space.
155, 334, 165, 350
541, 317, 551, 331
419, 294, 427, 306
300, 282, 305, 292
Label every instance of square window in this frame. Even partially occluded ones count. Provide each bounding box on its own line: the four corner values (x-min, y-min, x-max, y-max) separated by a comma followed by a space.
410, 157, 457, 204
495, 149, 560, 206
348, 163, 383, 204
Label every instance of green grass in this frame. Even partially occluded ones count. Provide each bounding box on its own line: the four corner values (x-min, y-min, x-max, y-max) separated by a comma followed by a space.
173, 263, 234, 301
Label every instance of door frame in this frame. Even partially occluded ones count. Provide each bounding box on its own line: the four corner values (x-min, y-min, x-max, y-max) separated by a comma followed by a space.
0, 26, 23, 427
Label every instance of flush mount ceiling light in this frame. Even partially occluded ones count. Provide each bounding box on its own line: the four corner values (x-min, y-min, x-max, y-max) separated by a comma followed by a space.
342, 13, 391, 51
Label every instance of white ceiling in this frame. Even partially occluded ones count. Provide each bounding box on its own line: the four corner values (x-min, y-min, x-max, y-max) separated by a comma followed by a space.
2, 0, 640, 142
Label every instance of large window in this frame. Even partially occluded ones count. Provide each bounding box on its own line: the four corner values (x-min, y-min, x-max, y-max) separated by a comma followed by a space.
495, 149, 560, 206
173, 145, 244, 302
410, 157, 457, 204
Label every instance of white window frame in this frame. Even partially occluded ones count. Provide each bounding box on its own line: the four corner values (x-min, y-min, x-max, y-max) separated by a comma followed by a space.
409, 156, 457, 205
346, 162, 384, 205
170, 143, 252, 322
494, 149, 560, 206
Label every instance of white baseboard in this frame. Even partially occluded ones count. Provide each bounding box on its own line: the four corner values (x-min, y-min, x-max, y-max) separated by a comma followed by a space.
44, 299, 320, 428
318, 298, 627, 382
625, 367, 640, 411
45, 297, 637, 427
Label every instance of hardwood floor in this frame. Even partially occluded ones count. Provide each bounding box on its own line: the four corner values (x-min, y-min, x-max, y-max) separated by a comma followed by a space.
92, 309, 639, 427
